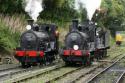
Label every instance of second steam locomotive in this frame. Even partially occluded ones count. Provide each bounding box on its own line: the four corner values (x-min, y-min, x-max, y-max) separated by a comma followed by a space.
60, 20, 110, 65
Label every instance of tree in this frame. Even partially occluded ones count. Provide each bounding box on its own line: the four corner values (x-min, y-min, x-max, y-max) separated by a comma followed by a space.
0, 0, 24, 14
41, 0, 78, 23
92, 0, 125, 36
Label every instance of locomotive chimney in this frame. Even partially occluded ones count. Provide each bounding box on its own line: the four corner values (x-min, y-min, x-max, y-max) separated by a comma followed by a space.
72, 19, 79, 30
27, 19, 34, 27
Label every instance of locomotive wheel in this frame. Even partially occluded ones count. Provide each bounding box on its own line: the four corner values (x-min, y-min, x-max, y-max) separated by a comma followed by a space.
99, 55, 101, 59
104, 50, 107, 57
83, 57, 91, 66
25, 63, 31, 68
95, 52, 101, 61
44, 56, 48, 65
21, 62, 26, 68
98, 51, 103, 59
96, 54, 100, 61
39, 58, 44, 66
96, 56, 99, 61
42, 55, 49, 65
32, 62, 37, 66
49, 57, 53, 64
48, 53, 56, 64
90, 56, 94, 62
105, 50, 107, 56
101, 50, 104, 58
65, 61, 72, 66
103, 50, 106, 57
50, 54, 55, 63
86, 57, 92, 66
47, 54, 53, 64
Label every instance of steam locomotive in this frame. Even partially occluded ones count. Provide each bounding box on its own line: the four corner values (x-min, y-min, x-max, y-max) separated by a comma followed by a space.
14, 20, 59, 67
60, 19, 110, 65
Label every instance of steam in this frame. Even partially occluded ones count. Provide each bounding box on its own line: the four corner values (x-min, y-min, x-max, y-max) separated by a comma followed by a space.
75, 0, 102, 20
74, 0, 81, 10
25, 0, 43, 22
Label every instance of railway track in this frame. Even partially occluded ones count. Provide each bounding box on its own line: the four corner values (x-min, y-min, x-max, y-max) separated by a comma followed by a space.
86, 55, 125, 83
2, 49, 124, 83
0, 59, 62, 82
5, 53, 123, 83
4, 62, 65, 83
0, 64, 21, 81
51, 53, 124, 83
0, 67, 25, 82
0, 64, 19, 71
50, 63, 106, 83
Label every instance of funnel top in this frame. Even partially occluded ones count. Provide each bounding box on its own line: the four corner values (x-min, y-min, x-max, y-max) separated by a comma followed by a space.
27, 19, 34, 26
27, 19, 34, 23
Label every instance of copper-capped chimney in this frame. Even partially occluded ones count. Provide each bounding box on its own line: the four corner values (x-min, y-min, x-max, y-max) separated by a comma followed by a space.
72, 19, 79, 31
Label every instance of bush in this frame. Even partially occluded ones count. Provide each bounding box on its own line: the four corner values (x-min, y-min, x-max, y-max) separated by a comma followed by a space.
0, 21, 20, 54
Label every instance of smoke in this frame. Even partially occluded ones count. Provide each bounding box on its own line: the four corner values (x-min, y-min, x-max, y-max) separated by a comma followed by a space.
75, 0, 102, 21
74, 0, 81, 10
25, 0, 43, 22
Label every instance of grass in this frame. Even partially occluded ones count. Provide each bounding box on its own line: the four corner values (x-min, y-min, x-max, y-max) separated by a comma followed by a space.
106, 45, 125, 61
0, 14, 22, 54
0, 14, 27, 32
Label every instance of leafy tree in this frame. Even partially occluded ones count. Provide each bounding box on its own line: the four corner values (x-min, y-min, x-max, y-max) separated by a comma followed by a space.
91, 0, 125, 36
0, 0, 24, 14
43, 0, 65, 9
41, 0, 78, 24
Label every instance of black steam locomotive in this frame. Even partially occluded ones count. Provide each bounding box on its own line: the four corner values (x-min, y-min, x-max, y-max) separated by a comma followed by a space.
60, 20, 110, 65
14, 20, 59, 67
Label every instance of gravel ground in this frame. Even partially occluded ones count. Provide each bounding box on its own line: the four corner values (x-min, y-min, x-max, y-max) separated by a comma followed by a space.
55, 64, 101, 83
4, 62, 65, 83
75, 47, 125, 83
0, 68, 23, 82
76, 67, 105, 83
0, 64, 19, 71
21, 67, 78, 83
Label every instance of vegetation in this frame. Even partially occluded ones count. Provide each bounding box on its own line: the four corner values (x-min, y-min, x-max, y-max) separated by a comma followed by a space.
97, 0, 125, 36
0, 20, 20, 54
0, 0, 125, 53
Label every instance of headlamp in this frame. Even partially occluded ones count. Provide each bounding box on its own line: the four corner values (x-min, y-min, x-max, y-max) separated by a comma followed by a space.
73, 45, 79, 50
26, 25, 31, 30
